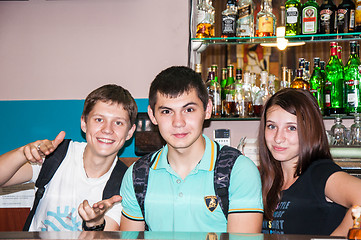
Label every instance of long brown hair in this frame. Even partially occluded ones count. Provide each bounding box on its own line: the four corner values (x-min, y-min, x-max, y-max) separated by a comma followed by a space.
258, 88, 332, 220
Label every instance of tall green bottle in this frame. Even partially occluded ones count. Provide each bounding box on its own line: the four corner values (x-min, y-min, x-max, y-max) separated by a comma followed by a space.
325, 42, 345, 116
344, 41, 361, 115
309, 57, 324, 114
301, 0, 319, 35
285, 0, 301, 36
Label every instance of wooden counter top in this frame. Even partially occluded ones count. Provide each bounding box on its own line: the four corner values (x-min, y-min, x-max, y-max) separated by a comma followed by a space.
0, 231, 347, 240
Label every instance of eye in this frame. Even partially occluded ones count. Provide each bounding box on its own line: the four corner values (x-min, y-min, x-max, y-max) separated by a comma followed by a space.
185, 107, 194, 113
95, 118, 103, 123
115, 121, 123, 126
266, 124, 276, 130
288, 125, 297, 131
161, 109, 171, 114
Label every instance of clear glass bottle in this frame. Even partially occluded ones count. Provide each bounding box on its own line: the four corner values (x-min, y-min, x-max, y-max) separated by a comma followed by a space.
280, 67, 289, 89
285, 0, 301, 36
301, 0, 319, 34
221, 0, 238, 38
350, 113, 361, 145
268, 74, 276, 96
291, 68, 310, 90
253, 71, 269, 117
330, 115, 347, 145
206, 70, 222, 118
236, 0, 254, 37
344, 41, 361, 115
255, 0, 276, 37
241, 71, 254, 118
196, 0, 215, 38
234, 70, 244, 117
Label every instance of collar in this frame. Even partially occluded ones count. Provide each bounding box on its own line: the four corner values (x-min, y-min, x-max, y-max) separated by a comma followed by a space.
151, 134, 217, 172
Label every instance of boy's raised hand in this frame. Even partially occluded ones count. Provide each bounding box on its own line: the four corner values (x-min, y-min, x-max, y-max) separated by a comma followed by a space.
23, 131, 66, 164
78, 195, 122, 228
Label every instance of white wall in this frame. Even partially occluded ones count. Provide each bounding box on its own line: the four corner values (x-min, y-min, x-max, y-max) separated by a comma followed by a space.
0, 0, 189, 100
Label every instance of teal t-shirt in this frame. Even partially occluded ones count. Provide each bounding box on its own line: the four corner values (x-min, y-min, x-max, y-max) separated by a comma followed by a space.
120, 135, 263, 232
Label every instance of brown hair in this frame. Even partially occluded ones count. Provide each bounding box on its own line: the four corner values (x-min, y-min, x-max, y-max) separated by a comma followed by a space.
82, 84, 138, 126
148, 66, 209, 112
258, 88, 331, 220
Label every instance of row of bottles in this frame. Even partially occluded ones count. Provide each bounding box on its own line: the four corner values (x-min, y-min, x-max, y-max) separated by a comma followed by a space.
285, 0, 360, 36
328, 114, 361, 146
201, 63, 277, 118
290, 41, 361, 116
196, 0, 361, 39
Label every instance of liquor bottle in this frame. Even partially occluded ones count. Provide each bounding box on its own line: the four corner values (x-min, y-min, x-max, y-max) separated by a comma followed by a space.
236, 68, 243, 82
304, 60, 311, 81
320, 60, 327, 79
301, 0, 319, 35
344, 41, 361, 115
224, 65, 236, 116
309, 57, 325, 114
236, 0, 255, 37
291, 68, 310, 90
299, 57, 305, 69
337, 46, 344, 67
234, 71, 243, 117
337, 0, 355, 33
356, 0, 361, 32
268, 74, 276, 96
206, 70, 222, 118
350, 114, 361, 145
241, 72, 254, 117
324, 42, 345, 115
255, 0, 276, 37
220, 68, 228, 117
211, 64, 218, 83
221, 0, 238, 38
347, 206, 361, 240
280, 67, 290, 89
285, 0, 301, 36
195, 64, 202, 78
253, 71, 269, 117
330, 115, 347, 145
196, 0, 215, 38
250, 73, 260, 101
319, 0, 337, 34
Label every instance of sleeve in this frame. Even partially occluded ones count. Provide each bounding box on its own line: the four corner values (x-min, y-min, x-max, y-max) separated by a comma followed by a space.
30, 163, 42, 183
119, 164, 144, 221
228, 155, 264, 214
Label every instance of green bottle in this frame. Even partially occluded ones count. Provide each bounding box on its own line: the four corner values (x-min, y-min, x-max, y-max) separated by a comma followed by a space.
309, 57, 324, 115
220, 68, 228, 117
224, 65, 236, 117
325, 42, 345, 116
285, 0, 301, 36
344, 41, 361, 115
301, 0, 319, 35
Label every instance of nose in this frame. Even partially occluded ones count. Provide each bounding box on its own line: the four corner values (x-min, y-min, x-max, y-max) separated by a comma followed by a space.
172, 112, 186, 128
274, 129, 285, 144
102, 121, 114, 134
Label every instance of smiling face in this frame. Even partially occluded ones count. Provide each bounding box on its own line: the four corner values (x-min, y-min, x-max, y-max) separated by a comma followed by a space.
148, 88, 212, 153
264, 105, 300, 166
81, 101, 136, 162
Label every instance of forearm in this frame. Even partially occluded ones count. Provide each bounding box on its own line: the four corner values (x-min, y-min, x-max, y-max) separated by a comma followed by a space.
331, 208, 353, 237
0, 146, 31, 186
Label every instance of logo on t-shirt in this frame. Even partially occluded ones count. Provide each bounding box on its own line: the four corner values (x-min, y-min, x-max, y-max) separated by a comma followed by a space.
204, 196, 218, 212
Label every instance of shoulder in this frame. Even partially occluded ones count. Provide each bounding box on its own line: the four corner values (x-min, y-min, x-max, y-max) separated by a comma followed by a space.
307, 159, 342, 179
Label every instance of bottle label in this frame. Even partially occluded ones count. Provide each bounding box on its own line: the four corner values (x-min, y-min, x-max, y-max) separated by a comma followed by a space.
215, 92, 221, 105
320, 9, 333, 33
347, 92, 357, 105
325, 94, 331, 107
350, 9, 355, 29
237, 5, 252, 36
302, 6, 317, 34
222, 15, 237, 35
337, 8, 348, 31
286, 6, 299, 24
258, 16, 274, 33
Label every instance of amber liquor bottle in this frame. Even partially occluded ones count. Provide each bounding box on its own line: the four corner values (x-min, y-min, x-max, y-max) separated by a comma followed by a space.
291, 69, 310, 90
255, 0, 276, 37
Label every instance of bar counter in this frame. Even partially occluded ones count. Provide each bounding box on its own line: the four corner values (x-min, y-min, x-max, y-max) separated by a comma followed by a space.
0, 231, 347, 240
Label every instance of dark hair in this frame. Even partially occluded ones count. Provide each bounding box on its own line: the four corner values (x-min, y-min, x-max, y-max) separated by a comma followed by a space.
82, 84, 138, 126
148, 66, 209, 111
258, 88, 331, 220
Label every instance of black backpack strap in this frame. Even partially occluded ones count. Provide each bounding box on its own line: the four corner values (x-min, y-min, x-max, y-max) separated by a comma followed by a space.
23, 139, 71, 231
102, 159, 128, 200
132, 150, 160, 230
213, 141, 242, 220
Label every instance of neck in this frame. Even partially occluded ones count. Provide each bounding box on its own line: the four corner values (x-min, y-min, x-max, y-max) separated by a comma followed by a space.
83, 147, 116, 178
167, 136, 206, 180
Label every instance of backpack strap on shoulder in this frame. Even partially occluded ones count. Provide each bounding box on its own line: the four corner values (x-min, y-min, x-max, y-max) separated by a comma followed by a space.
213, 141, 242, 220
132, 150, 160, 230
23, 139, 71, 231
102, 159, 128, 200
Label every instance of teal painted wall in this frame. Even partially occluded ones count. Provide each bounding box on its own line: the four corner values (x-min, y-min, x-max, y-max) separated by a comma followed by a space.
0, 99, 149, 157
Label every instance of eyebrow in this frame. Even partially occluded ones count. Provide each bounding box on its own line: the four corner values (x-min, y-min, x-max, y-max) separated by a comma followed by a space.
266, 120, 297, 125
157, 102, 199, 110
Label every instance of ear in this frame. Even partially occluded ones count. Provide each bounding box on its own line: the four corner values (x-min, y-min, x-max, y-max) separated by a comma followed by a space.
80, 116, 87, 133
205, 99, 212, 120
147, 105, 158, 125
125, 123, 136, 141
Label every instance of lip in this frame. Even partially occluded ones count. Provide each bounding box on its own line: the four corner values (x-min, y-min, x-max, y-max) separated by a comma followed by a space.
272, 145, 287, 152
173, 133, 188, 138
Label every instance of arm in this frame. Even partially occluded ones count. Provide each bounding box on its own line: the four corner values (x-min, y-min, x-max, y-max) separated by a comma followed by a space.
119, 215, 145, 231
0, 131, 65, 187
325, 171, 361, 237
227, 212, 263, 233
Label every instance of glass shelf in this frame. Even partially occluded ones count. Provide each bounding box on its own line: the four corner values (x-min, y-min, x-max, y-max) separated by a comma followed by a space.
191, 32, 361, 45
208, 115, 355, 121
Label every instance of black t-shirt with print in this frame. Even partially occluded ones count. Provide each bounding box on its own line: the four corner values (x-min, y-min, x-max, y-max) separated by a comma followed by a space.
262, 159, 347, 235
